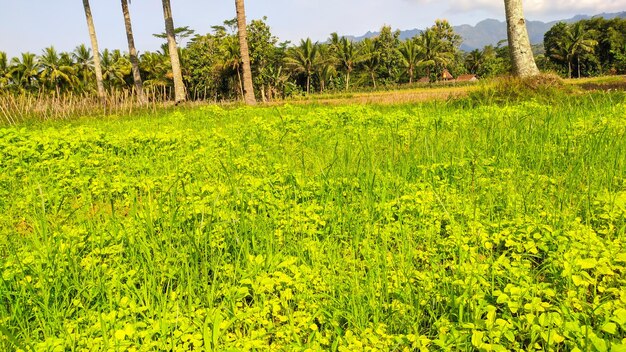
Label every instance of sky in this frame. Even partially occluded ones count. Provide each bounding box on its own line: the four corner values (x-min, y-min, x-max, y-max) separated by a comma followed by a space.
1, 0, 625, 58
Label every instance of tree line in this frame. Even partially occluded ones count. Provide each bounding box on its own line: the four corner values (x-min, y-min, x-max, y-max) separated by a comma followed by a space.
0, 18, 482, 103
6, 1, 610, 105
541, 17, 626, 78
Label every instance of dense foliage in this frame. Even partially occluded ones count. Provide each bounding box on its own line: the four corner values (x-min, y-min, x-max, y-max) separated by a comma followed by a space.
544, 17, 626, 77
1, 92, 625, 350
0, 18, 490, 103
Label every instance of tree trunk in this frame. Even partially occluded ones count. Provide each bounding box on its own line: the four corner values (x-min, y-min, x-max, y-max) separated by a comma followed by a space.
235, 0, 256, 105
409, 66, 414, 84
161, 0, 186, 104
82, 0, 106, 104
568, 61, 572, 79
345, 69, 351, 91
504, 0, 540, 77
236, 66, 244, 99
306, 73, 310, 95
371, 72, 377, 89
121, 0, 147, 104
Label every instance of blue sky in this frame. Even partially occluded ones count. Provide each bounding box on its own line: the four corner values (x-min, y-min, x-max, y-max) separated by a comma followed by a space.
1, 0, 625, 58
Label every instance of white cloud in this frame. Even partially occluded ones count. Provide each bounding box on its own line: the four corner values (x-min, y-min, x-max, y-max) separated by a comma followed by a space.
449, 0, 626, 17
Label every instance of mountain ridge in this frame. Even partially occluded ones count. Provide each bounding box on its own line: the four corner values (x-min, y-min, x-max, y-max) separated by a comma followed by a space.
342, 11, 626, 51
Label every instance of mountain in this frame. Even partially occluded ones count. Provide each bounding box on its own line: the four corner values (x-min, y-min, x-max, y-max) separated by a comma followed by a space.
344, 11, 626, 51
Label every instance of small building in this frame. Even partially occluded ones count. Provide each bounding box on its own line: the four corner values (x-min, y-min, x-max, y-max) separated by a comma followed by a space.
456, 74, 479, 82
441, 69, 454, 81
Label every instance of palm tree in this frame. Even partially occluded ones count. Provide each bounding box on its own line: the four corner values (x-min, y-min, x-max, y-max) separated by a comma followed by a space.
332, 36, 363, 91
398, 39, 422, 83
73, 44, 94, 89
81, 0, 106, 102
140, 51, 171, 95
464, 49, 483, 74
100, 49, 128, 89
0, 51, 11, 88
235, 0, 255, 105
504, 0, 539, 77
359, 38, 380, 88
286, 38, 318, 95
39, 47, 75, 92
161, 0, 186, 103
121, 0, 147, 103
315, 44, 336, 93
9, 53, 39, 90
222, 36, 244, 98
419, 29, 453, 80
552, 22, 597, 78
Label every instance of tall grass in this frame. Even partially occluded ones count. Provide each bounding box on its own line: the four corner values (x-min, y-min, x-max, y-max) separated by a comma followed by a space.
0, 88, 194, 125
0, 91, 625, 350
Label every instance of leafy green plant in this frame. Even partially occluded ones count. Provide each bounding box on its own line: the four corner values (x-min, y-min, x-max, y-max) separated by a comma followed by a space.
1, 93, 625, 350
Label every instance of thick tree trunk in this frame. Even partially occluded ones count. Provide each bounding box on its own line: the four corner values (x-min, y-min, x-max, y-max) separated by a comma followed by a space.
161, 0, 186, 104
504, 0, 540, 77
82, 0, 106, 104
345, 69, 351, 91
235, 0, 256, 105
121, 0, 147, 104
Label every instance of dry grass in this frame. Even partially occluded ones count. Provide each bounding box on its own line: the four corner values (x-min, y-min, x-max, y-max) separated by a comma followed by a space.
0, 89, 178, 125
3, 75, 624, 125
272, 84, 478, 106
565, 75, 626, 91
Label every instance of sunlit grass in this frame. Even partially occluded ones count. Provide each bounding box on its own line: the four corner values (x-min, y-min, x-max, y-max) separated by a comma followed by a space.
1, 91, 625, 350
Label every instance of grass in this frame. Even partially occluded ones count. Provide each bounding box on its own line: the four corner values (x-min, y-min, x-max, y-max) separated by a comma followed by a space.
0, 89, 625, 350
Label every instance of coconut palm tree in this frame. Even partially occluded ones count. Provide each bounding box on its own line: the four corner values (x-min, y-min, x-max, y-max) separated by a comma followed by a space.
398, 39, 422, 83
73, 44, 94, 89
331, 36, 364, 91
81, 0, 106, 102
39, 47, 75, 92
235, 0, 255, 105
359, 38, 380, 89
551, 22, 597, 78
161, 0, 186, 103
100, 49, 129, 89
9, 53, 40, 91
464, 49, 483, 74
315, 44, 336, 93
418, 28, 453, 80
140, 51, 171, 95
504, 0, 539, 77
121, 0, 147, 103
285, 38, 318, 95
222, 36, 244, 98
0, 51, 12, 88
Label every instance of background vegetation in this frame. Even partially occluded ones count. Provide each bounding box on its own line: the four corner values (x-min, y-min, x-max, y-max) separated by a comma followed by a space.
3, 16, 625, 109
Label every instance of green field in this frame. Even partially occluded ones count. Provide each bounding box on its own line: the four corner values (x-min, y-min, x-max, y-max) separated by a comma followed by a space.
1, 92, 626, 351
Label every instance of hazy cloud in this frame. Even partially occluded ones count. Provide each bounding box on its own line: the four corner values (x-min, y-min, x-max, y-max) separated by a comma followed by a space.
449, 0, 626, 17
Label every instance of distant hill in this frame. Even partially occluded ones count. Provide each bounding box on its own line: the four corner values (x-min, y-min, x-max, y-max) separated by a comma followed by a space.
344, 11, 626, 51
